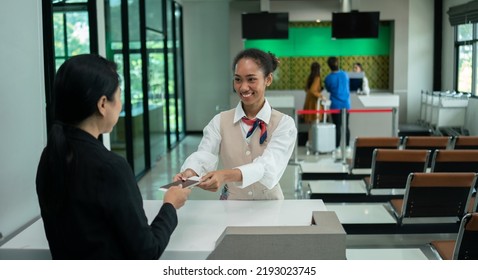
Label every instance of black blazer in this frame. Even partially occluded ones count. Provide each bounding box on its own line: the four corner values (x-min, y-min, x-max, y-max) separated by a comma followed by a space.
36, 127, 177, 259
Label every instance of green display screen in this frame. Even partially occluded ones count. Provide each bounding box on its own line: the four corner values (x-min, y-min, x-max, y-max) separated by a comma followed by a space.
244, 24, 390, 57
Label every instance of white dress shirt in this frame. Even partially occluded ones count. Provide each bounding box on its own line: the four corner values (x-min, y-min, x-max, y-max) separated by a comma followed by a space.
180, 99, 297, 189
362, 75, 370, 94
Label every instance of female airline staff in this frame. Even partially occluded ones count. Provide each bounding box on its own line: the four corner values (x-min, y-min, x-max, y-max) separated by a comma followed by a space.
174, 48, 297, 200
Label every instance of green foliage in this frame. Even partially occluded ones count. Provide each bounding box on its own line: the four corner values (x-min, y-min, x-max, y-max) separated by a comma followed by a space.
53, 11, 90, 62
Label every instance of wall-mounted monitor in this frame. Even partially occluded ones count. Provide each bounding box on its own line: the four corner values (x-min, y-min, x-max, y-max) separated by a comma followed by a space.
332, 11, 380, 39
241, 12, 289, 39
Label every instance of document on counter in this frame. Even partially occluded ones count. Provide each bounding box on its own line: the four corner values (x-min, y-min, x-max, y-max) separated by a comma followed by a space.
159, 176, 201, 191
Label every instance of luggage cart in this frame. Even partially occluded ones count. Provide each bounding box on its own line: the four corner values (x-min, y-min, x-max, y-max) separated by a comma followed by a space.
435, 93, 469, 135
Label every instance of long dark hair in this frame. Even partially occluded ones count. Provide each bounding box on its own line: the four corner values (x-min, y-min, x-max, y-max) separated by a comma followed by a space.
306, 62, 321, 90
232, 48, 279, 77
53, 54, 119, 125
42, 54, 119, 211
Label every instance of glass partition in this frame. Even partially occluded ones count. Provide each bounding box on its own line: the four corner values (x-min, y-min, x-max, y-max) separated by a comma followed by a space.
146, 0, 167, 165
106, 0, 185, 179
46, 0, 184, 180
164, 0, 177, 147
174, 2, 186, 141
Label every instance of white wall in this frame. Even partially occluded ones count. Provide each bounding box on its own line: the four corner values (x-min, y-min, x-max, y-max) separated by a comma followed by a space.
182, 0, 231, 131
0, 0, 45, 240
407, 0, 434, 122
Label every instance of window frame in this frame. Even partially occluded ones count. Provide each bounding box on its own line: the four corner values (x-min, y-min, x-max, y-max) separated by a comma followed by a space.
454, 23, 478, 96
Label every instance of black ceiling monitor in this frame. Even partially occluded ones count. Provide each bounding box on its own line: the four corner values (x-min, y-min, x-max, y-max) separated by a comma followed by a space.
241, 12, 289, 39
332, 11, 379, 39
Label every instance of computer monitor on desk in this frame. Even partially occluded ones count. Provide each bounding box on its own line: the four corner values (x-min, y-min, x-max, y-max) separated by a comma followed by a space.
348, 72, 364, 93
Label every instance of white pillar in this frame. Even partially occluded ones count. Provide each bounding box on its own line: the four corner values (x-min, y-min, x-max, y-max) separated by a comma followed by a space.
341, 0, 351, 12
260, 0, 270, 12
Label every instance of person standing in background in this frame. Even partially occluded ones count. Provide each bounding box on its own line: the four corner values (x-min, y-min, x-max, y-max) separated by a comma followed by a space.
324, 56, 351, 157
303, 62, 324, 123
353, 62, 370, 95
174, 48, 297, 200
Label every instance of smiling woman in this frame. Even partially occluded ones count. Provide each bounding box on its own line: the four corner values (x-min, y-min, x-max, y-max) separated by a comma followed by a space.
173, 48, 297, 200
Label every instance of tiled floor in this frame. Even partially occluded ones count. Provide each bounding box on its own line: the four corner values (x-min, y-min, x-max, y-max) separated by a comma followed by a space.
137, 135, 212, 200
137, 135, 448, 260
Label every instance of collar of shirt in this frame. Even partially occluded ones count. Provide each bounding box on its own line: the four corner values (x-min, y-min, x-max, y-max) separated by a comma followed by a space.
233, 99, 272, 125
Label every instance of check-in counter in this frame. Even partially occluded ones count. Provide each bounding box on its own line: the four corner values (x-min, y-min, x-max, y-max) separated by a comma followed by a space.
207, 211, 346, 260
0, 200, 346, 260
349, 93, 399, 141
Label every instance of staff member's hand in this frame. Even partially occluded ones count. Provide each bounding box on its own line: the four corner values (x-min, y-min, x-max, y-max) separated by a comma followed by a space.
164, 185, 191, 209
198, 169, 242, 192
173, 168, 197, 182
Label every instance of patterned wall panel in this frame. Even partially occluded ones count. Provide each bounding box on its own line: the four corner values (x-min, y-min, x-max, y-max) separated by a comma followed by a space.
270, 55, 389, 90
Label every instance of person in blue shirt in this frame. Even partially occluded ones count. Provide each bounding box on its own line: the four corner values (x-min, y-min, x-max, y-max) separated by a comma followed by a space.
324, 56, 350, 154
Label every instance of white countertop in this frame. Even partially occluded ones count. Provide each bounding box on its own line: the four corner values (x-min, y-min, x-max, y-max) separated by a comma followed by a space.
0, 199, 326, 260
356, 94, 399, 107
309, 180, 367, 194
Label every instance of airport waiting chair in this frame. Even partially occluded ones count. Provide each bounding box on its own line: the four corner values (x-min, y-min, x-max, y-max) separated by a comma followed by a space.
389, 172, 476, 226
430, 150, 478, 173
469, 196, 477, 213
364, 149, 430, 195
402, 136, 452, 167
348, 137, 401, 174
431, 150, 478, 208
452, 136, 478, 150
308, 147, 427, 203
430, 212, 478, 260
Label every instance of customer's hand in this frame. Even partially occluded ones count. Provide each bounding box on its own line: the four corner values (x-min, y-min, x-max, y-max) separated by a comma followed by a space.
164, 185, 191, 209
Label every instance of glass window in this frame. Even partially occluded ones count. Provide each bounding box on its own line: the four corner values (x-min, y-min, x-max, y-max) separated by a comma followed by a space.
174, 3, 185, 140
457, 45, 472, 93
146, 1, 167, 165
66, 12, 90, 56
53, 13, 65, 56
457, 23, 473, 42
454, 23, 477, 95
165, 0, 177, 147
53, 9, 90, 69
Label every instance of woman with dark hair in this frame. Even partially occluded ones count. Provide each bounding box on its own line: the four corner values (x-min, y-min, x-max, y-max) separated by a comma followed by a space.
353, 62, 370, 95
36, 54, 190, 259
173, 48, 297, 200
303, 62, 324, 123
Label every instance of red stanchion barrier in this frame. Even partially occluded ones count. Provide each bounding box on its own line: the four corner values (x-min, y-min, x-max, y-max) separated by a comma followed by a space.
296, 108, 393, 115
348, 109, 393, 113
297, 109, 340, 115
